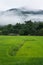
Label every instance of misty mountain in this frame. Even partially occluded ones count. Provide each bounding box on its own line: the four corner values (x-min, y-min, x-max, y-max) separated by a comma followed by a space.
0, 8, 43, 25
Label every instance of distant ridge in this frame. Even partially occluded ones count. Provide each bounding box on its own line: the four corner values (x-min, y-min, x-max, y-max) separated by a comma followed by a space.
0, 8, 43, 25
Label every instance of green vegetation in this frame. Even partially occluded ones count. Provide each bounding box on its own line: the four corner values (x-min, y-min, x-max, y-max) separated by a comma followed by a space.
0, 36, 43, 65
0, 20, 43, 36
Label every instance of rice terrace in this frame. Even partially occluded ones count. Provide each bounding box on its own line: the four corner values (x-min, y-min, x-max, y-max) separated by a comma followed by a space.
0, 36, 43, 65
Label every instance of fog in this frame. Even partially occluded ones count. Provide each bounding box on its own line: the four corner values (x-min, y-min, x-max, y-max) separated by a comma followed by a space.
0, 15, 25, 25
0, 13, 43, 25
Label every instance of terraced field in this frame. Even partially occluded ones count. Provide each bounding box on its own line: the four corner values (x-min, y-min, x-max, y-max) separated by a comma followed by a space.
0, 36, 43, 65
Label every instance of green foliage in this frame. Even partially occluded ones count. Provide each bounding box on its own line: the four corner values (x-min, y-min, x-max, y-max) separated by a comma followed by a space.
38, 28, 43, 36
0, 21, 43, 35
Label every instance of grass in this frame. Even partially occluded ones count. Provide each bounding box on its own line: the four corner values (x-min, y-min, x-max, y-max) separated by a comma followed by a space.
0, 36, 43, 65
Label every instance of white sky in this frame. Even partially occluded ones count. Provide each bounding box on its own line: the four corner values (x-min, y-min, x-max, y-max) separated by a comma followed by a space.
0, 0, 43, 11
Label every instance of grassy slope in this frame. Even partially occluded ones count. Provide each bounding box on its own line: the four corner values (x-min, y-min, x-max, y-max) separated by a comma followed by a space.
0, 36, 43, 65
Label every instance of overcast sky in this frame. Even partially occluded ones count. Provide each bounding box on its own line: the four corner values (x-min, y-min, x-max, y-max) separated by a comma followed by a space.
0, 0, 43, 11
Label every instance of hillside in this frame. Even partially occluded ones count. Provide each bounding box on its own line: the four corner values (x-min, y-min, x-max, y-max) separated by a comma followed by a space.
0, 8, 43, 25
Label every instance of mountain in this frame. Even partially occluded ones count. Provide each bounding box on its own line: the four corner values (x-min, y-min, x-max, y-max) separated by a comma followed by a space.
0, 8, 43, 25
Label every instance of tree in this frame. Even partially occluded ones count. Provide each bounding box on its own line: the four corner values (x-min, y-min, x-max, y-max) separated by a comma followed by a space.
0, 21, 43, 36
38, 28, 43, 36
2, 29, 9, 35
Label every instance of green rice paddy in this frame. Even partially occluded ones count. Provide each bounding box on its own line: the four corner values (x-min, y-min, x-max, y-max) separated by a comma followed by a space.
0, 36, 43, 65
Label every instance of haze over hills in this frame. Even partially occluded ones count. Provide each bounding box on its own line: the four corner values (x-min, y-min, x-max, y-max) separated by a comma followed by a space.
0, 8, 43, 25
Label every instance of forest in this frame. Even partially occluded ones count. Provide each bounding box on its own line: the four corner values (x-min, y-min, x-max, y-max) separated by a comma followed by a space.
0, 20, 43, 36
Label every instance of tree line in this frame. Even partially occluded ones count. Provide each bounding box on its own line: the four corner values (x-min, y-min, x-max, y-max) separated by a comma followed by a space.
0, 20, 43, 36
